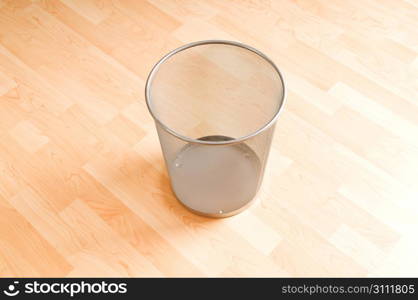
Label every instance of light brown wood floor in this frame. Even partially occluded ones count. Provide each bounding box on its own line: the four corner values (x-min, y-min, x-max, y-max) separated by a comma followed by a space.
0, 0, 417, 277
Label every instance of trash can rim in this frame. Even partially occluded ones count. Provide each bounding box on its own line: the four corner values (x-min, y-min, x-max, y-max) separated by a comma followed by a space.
145, 39, 286, 145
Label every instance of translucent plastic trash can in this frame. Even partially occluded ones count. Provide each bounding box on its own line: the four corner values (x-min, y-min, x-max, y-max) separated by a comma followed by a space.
145, 40, 286, 217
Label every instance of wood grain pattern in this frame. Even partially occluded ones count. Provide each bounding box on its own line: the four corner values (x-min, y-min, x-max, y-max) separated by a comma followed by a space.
0, 0, 417, 277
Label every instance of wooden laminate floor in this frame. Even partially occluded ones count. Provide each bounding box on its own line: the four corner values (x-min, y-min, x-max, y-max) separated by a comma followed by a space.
0, 0, 417, 277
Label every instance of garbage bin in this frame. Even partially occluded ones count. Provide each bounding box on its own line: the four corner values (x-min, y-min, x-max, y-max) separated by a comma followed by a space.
145, 40, 286, 217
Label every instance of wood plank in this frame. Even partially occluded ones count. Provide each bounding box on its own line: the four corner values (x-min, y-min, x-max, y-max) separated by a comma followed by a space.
0, 0, 416, 277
